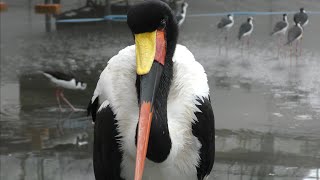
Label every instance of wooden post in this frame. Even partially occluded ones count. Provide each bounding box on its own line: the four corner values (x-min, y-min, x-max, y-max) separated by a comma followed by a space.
45, 0, 51, 32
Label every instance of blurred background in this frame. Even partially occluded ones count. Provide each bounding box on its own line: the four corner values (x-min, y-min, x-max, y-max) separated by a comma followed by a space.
1, 0, 320, 179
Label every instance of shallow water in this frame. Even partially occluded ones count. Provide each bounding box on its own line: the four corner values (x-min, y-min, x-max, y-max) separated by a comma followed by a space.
1, 0, 320, 179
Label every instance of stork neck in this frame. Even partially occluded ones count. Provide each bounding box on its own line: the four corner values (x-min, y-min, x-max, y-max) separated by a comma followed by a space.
135, 59, 173, 163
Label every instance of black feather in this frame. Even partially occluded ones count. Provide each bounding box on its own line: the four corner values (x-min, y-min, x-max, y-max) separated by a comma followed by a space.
93, 105, 123, 180
192, 96, 215, 180
87, 97, 99, 122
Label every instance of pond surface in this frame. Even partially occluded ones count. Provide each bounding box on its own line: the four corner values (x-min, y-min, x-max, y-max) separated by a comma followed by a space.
1, 0, 320, 179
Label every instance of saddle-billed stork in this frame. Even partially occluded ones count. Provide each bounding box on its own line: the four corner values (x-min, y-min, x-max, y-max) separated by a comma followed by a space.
88, 1, 215, 180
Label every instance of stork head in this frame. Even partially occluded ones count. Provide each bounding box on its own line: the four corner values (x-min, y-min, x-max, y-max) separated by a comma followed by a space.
127, 1, 178, 179
247, 16, 253, 23
300, 8, 305, 13
227, 14, 234, 20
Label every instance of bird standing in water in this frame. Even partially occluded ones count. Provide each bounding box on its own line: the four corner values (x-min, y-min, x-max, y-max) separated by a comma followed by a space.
217, 14, 234, 55
238, 17, 254, 56
43, 71, 87, 111
88, 1, 215, 180
271, 14, 289, 57
293, 8, 309, 56
285, 22, 303, 60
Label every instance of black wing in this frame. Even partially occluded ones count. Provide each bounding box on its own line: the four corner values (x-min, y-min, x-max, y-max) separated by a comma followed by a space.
217, 17, 232, 29
286, 26, 302, 45
87, 97, 99, 122
43, 71, 75, 81
238, 22, 252, 39
272, 21, 287, 34
294, 12, 308, 25
192, 96, 215, 180
93, 103, 124, 180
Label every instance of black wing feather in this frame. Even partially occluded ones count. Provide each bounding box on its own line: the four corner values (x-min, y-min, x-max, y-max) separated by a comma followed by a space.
87, 97, 99, 122
217, 17, 232, 29
238, 22, 252, 40
286, 26, 302, 45
93, 104, 123, 180
272, 21, 287, 34
294, 12, 308, 25
43, 71, 75, 81
192, 96, 215, 180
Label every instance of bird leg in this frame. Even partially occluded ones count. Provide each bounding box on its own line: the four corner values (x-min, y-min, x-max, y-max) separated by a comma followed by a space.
55, 89, 62, 112
241, 39, 244, 57
300, 38, 302, 57
247, 37, 250, 57
225, 31, 229, 57
278, 36, 280, 58
295, 41, 299, 62
59, 90, 76, 111
295, 41, 298, 57
218, 42, 221, 56
290, 44, 292, 62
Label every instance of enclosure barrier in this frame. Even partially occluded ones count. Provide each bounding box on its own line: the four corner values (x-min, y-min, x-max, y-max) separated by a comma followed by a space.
35, 4, 61, 15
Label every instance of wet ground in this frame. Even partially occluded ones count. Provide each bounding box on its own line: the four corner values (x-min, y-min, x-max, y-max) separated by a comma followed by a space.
1, 0, 320, 179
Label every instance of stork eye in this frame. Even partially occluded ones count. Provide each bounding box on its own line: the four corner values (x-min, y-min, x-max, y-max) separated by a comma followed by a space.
159, 19, 166, 29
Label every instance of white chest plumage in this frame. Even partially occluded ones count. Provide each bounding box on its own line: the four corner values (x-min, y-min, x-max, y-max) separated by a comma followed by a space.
94, 45, 210, 179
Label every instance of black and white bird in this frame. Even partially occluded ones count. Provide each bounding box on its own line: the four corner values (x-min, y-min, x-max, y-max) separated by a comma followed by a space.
176, 2, 188, 27
238, 17, 254, 54
217, 14, 234, 32
294, 8, 309, 27
271, 14, 289, 57
271, 14, 289, 36
217, 14, 234, 55
238, 17, 253, 40
285, 22, 303, 57
87, 1, 215, 180
217, 14, 234, 42
42, 71, 87, 111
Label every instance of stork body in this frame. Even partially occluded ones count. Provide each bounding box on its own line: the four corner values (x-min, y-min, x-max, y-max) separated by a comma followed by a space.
88, 1, 215, 180
90, 45, 214, 180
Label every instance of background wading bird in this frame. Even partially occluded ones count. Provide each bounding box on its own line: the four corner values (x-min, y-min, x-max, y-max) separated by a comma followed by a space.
271, 14, 289, 57
217, 14, 234, 55
293, 8, 309, 56
87, 1, 215, 180
238, 17, 254, 56
285, 21, 303, 60
42, 71, 87, 111
176, 2, 188, 27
